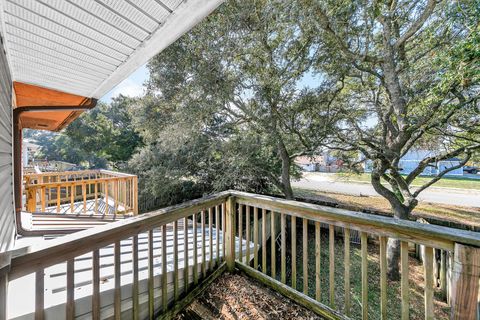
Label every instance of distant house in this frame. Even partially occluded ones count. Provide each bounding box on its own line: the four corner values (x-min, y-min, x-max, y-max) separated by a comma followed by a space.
295, 156, 324, 172
363, 149, 464, 176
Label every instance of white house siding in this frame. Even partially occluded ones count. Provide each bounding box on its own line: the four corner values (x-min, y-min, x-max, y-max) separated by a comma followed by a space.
0, 34, 15, 252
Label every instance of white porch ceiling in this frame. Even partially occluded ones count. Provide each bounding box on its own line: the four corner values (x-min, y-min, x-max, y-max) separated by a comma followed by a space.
0, 0, 223, 99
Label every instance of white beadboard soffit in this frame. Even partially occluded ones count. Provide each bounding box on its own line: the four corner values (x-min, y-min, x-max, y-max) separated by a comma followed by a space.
0, 0, 223, 99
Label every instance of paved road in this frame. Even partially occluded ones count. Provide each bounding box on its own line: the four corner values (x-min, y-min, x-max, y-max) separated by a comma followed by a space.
292, 173, 480, 207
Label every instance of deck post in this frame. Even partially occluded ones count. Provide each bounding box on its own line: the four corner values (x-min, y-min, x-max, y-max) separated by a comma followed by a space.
133, 176, 138, 215
450, 243, 480, 320
225, 195, 236, 271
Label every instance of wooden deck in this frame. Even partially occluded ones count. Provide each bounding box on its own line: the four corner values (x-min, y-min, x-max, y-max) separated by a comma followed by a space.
8, 220, 252, 320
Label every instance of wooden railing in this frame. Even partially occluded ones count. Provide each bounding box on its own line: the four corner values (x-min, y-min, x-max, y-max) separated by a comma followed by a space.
1, 191, 479, 319
23, 170, 138, 216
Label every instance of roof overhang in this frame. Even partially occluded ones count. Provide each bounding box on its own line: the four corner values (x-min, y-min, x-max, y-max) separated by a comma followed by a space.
0, 0, 224, 130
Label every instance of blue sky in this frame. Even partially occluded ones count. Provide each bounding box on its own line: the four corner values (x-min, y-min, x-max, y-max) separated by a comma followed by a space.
100, 64, 149, 103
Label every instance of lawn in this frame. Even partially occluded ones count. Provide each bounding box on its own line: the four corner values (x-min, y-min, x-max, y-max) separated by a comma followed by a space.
335, 172, 480, 190
294, 188, 480, 228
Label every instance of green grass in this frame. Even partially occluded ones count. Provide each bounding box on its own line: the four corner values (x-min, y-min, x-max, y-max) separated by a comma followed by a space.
335, 172, 480, 190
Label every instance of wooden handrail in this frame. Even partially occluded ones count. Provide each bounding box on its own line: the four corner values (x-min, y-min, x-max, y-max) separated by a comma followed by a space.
232, 191, 480, 250
9, 191, 230, 280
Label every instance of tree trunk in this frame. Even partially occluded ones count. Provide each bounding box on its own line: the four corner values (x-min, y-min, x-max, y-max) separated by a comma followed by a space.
387, 204, 411, 280
277, 139, 294, 200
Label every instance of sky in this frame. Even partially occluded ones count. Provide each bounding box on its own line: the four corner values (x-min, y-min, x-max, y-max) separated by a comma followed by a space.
100, 64, 150, 103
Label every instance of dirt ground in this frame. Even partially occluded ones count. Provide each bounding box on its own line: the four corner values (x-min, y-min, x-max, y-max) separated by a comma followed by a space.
176, 273, 324, 319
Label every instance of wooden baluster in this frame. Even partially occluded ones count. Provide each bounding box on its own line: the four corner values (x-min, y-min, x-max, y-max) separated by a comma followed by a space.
379, 236, 387, 320
148, 230, 154, 318
70, 184, 74, 214
162, 225, 168, 311
92, 250, 100, 320
35, 270, 44, 320
361, 232, 368, 320
315, 221, 321, 302
271, 211, 276, 279
401, 241, 409, 320
225, 197, 236, 271
82, 183, 87, 214
344, 228, 351, 315
123, 179, 127, 212
262, 209, 267, 274
173, 220, 179, 301
424, 246, 434, 320
94, 182, 98, 215
114, 241, 121, 320
113, 179, 118, 215
216, 205, 220, 266
239, 204, 243, 264
66, 259, 75, 319
193, 213, 198, 285
253, 207, 259, 269
222, 203, 226, 261
41, 186, 46, 212
302, 218, 308, 294
56, 186, 60, 213
281, 213, 286, 284
201, 210, 206, 278
184, 216, 189, 293
132, 235, 139, 320
292, 215, 297, 290
105, 181, 109, 215
245, 206, 250, 265
329, 225, 335, 307
209, 207, 213, 270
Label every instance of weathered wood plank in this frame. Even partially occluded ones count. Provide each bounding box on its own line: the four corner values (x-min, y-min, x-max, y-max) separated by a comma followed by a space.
162, 225, 168, 311
315, 221, 321, 302
262, 208, 267, 274
66, 259, 75, 319
216, 206, 220, 266
271, 211, 276, 278
184, 216, 189, 293
329, 225, 335, 308
239, 205, 243, 264
225, 197, 236, 271
424, 246, 434, 320
450, 243, 480, 319
246, 206, 251, 264
379, 236, 387, 320
114, 241, 121, 320
400, 241, 409, 320
292, 215, 297, 290
209, 207, 214, 270
361, 232, 368, 320
193, 213, 198, 285
303, 218, 308, 295
344, 228, 350, 316
35, 270, 44, 320
148, 229, 154, 318
132, 235, 139, 320
281, 212, 286, 284
254, 207, 259, 270
201, 210, 206, 278
173, 220, 179, 301
92, 250, 100, 320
